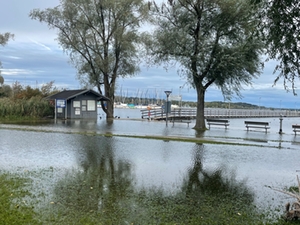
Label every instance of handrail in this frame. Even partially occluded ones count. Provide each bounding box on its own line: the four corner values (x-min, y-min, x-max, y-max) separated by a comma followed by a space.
141, 107, 300, 120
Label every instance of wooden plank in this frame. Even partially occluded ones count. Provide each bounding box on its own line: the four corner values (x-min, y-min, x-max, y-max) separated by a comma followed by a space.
246, 126, 270, 129
244, 121, 269, 126
207, 119, 229, 123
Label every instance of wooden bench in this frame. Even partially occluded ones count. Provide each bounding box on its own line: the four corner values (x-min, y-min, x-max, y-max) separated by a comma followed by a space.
172, 119, 192, 127
292, 125, 300, 135
245, 121, 270, 133
206, 119, 229, 129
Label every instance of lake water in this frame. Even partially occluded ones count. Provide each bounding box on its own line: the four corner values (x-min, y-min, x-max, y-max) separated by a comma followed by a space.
1, 108, 300, 222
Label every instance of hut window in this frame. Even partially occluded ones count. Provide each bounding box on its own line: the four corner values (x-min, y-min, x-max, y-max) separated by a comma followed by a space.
75, 108, 80, 115
87, 100, 96, 111
82, 100, 87, 111
73, 101, 80, 108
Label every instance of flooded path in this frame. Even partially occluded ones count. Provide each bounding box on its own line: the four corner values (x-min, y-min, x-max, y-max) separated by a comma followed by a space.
1, 109, 300, 223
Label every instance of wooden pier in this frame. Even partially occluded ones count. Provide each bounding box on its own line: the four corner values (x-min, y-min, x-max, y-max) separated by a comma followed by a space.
141, 108, 300, 121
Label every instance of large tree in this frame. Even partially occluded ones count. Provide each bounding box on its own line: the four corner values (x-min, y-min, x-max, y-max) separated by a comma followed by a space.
145, 0, 264, 130
30, 0, 148, 120
257, 0, 300, 94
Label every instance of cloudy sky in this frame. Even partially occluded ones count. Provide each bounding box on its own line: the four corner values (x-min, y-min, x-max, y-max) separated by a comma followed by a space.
1, 0, 299, 109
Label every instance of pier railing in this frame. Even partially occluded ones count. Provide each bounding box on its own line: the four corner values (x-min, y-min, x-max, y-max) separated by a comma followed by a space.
141, 107, 300, 120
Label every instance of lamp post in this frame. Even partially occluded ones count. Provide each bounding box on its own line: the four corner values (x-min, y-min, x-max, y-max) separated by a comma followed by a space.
164, 90, 172, 126
279, 114, 283, 134
179, 86, 183, 108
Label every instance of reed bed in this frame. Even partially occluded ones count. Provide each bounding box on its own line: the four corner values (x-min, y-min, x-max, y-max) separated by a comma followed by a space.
0, 97, 53, 119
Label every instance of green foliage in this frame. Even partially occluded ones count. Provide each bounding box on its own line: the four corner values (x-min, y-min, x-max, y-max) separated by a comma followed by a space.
0, 32, 14, 46
29, 0, 149, 119
0, 32, 14, 78
260, 0, 300, 94
146, 0, 264, 130
40, 80, 58, 97
0, 84, 12, 98
6, 81, 59, 100
14, 86, 42, 100
147, 0, 263, 97
0, 81, 60, 119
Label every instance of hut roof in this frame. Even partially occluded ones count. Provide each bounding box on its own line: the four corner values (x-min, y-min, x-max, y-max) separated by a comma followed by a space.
46, 89, 109, 101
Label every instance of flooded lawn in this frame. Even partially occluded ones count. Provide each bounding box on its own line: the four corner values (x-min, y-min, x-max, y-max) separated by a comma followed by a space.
1, 121, 299, 224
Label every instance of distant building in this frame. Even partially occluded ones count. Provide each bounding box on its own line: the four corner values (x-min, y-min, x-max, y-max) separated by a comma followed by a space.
46, 89, 109, 119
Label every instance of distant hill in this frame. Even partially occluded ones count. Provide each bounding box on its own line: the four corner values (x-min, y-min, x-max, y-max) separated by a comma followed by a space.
204, 101, 262, 109
115, 94, 270, 109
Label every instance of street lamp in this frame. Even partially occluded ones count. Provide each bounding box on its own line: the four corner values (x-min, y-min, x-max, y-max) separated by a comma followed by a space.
179, 86, 183, 108
164, 90, 172, 126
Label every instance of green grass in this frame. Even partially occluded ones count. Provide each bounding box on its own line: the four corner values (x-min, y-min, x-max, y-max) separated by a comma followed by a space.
0, 172, 40, 225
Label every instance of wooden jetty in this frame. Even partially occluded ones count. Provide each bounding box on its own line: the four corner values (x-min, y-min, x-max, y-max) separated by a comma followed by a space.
141, 108, 300, 121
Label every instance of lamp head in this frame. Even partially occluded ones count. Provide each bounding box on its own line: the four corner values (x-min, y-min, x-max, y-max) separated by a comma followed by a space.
164, 90, 172, 97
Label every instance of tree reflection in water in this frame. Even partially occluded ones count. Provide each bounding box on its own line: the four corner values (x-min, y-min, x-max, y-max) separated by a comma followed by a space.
47, 136, 134, 224
181, 144, 258, 222
44, 138, 262, 224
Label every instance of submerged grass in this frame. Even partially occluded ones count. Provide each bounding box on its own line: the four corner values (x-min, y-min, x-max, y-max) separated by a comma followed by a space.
0, 170, 274, 224
0, 168, 297, 224
0, 172, 40, 225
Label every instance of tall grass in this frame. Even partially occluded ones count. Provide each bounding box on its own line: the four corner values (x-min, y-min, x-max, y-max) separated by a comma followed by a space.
0, 97, 53, 119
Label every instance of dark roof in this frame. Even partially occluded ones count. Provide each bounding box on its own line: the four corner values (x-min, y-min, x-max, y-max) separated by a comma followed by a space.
46, 89, 110, 101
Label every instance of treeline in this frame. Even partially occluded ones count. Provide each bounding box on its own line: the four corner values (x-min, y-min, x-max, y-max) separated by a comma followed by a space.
204, 101, 264, 110
0, 81, 59, 119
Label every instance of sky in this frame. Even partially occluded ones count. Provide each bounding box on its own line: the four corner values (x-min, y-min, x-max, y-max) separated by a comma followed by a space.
1, 0, 300, 109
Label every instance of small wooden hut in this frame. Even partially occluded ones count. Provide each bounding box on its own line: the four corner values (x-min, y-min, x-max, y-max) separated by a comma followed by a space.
46, 89, 109, 119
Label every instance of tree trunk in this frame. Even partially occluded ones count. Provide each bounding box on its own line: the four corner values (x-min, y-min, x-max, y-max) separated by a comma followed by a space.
105, 100, 114, 121
193, 87, 207, 131
98, 79, 115, 121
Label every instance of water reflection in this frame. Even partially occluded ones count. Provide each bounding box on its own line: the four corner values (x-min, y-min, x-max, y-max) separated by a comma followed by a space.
195, 129, 205, 138
1, 125, 297, 223
42, 139, 259, 224
48, 136, 135, 223
182, 145, 255, 217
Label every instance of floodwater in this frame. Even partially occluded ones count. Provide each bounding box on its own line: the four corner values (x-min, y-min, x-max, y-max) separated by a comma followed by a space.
1, 108, 300, 222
